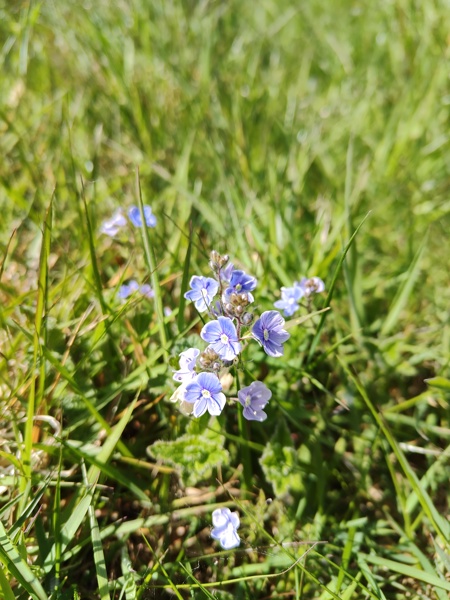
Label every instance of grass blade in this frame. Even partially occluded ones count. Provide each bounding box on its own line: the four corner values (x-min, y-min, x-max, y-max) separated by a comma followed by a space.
177, 223, 192, 334
361, 554, 450, 593
307, 212, 371, 362
380, 232, 427, 336
0, 521, 47, 600
135, 167, 169, 361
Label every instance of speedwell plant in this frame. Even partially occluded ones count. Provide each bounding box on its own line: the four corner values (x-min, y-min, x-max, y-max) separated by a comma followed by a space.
172, 251, 290, 421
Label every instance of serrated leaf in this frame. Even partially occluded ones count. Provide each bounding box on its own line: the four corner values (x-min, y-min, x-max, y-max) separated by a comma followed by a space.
147, 422, 229, 486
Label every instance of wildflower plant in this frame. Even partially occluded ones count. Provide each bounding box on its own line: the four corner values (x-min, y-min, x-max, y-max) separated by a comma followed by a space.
274, 276, 325, 317
172, 251, 290, 422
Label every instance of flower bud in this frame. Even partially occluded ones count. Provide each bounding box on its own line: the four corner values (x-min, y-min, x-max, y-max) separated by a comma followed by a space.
241, 312, 254, 325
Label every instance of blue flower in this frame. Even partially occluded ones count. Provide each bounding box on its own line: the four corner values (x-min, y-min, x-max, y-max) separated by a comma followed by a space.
140, 284, 154, 299
118, 280, 140, 299
225, 270, 257, 302
118, 281, 154, 300
220, 261, 234, 282
201, 316, 241, 361
295, 277, 325, 297
184, 372, 226, 417
184, 276, 219, 312
252, 310, 290, 358
173, 348, 200, 383
100, 209, 127, 236
128, 205, 157, 228
238, 381, 272, 422
274, 285, 304, 317
211, 507, 240, 550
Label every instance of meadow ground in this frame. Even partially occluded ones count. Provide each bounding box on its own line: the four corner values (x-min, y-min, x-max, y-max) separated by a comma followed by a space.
0, 1, 449, 599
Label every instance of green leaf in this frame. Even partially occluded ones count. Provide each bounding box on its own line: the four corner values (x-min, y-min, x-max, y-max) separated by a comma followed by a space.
147, 421, 229, 487
425, 376, 450, 391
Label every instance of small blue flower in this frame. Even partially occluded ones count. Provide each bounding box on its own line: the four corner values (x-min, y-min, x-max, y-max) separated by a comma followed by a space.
211, 507, 240, 550
184, 372, 226, 417
274, 285, 304, 317
173, 348, 200, 383
201, 316, 241, 361
252, 310, 290, 358
220, 261, 234, 282
100, 209, 127, 236
128, 205, 157, 228
295, 277, 325, 297
140, 284, 154, 299
225, 270, 257, 302
238, 381, 272, 422
118, 280, 140, 299
184, 276, 219, 312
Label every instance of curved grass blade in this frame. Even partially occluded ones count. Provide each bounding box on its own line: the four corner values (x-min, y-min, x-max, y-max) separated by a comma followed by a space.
307, 212, 371, 362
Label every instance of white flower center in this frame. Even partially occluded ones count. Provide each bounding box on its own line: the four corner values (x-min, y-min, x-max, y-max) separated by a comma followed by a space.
201, 389, 211, 399
235, 283, 242, 291
244, 394, 251, 407
220, 333, 229, 344
201, 287, 208, 298
263, 328, 269, 341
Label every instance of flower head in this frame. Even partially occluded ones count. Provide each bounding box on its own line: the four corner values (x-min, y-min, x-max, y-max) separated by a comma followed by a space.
238, 381, 272, 421
274, 285, 304, 317
220, 261, 235, 283
252, 310, 290, 357
140, 284, 154, 299
211, 507, 240, 550
128, 205, 157, 228
184, 372, 226, 417
295, 277, 325, 297
118, 280, 140, 299
225, 270, 257, 302
173, 348, 200, 383
184, 276, 219, 312
100, 209, 127, 236
201, 316, 241, 361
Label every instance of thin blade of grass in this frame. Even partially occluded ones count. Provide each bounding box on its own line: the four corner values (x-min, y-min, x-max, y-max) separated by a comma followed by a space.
0, 521, 47, 600
361, 554, 450, 593
21, 195, 52, 505
380, 232, 427, 336
80, 178, 108, 314
307, 212, 371, 362
88, 503, 111, 600
339, 358, 450, 547
135, 167, 169, 361
177, 222, 192, 334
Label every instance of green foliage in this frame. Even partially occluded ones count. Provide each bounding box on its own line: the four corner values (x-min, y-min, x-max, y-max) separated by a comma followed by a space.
0, 0, 449, 598
259, 418, 303, 496
148, 419, 230, 487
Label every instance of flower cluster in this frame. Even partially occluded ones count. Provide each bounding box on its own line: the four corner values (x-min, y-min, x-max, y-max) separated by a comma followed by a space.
100, 205, 157, 236
274, 277, 325, 316
172, 251, 290, 421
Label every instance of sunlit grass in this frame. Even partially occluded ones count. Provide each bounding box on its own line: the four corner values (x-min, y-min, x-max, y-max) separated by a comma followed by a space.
0, 1, 449, 599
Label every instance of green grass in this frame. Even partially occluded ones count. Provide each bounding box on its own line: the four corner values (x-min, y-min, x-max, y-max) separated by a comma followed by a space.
1, 0, 449, 598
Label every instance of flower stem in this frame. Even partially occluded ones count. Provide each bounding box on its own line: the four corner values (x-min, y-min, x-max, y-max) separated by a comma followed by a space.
234, 367, 252, 490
